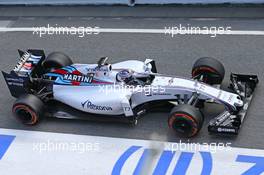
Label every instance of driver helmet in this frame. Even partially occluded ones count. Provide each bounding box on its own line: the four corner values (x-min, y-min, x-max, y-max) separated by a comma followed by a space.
116, 69, 132, 82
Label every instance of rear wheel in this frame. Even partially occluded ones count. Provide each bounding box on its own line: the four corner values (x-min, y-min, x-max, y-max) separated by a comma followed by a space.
192, 57, 225, 85
168, 104, 204, 137
12, 94, 44, 125
42, 52, 73, 70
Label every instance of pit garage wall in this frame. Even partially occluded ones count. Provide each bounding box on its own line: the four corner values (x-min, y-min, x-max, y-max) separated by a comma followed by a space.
0, 0, 263, 5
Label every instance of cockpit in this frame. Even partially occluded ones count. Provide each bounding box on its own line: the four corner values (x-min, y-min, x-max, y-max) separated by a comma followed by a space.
45, 56, 156, 86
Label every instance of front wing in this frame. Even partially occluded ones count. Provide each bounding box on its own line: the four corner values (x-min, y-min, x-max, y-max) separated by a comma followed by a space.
208, 73, 258, 135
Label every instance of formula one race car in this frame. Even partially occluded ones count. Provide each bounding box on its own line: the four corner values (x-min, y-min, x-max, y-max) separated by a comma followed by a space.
2, 49, 259, 137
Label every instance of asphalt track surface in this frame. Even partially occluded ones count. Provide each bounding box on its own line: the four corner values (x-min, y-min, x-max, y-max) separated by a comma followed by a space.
0, 10, 264, 149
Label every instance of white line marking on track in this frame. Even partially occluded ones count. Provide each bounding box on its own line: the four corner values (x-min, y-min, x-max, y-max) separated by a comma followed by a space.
0, 27, 264, 36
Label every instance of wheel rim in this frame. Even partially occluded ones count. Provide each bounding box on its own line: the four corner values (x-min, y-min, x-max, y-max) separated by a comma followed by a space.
169, 113, 198, 137
13, 105, 37, 125
173, 118, 192, 135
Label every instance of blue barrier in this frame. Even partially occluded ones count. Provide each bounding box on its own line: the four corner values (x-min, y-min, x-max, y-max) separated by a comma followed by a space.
0, 134, 15, 160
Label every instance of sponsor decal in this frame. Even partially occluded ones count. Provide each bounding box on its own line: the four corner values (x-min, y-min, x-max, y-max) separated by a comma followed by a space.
86, 66, 109, 72
5, 77, 24, 87
168, 78, 174, 85
13, 52, 31, 72
63, 74, 93, 83
5, 77, 24, 83
146, 92, 171, 97
8, 82, 23, 87
198, 84, 206, 91
81, 100, 112, 111
227, 95, 234, 103
23, 62, 33, 70
217, 127, 236, 133
21, 51, 31, 60
217, 90, 223, 99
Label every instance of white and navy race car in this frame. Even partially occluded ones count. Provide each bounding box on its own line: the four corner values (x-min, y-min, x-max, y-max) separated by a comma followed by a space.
2, 49, 258, 137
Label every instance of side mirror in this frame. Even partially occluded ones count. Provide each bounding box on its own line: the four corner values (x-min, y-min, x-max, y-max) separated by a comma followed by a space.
97, 57, 108, 67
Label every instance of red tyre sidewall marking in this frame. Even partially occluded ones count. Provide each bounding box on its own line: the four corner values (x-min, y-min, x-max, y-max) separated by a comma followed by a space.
13, 104, 38, 125
168, 113, 198, 136
192, 67, 217, 77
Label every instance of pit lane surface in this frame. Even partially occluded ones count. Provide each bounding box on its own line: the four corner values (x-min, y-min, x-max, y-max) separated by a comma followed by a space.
0, 11, 264, 149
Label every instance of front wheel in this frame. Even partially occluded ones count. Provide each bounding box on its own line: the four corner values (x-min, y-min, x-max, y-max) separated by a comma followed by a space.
192, 57, 225, 85
12, 94, 44, 125
168, 104, 204, 137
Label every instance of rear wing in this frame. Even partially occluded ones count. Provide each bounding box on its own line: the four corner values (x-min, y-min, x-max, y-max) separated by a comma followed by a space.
2, 49, 46, 97
14, 49, 46, 77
